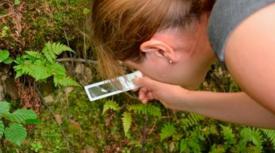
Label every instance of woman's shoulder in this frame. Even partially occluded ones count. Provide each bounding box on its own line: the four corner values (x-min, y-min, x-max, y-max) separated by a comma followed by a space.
208, 0, 275, 62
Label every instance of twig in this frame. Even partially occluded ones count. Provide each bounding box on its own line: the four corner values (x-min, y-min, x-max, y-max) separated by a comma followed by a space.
57, 58, 97, 65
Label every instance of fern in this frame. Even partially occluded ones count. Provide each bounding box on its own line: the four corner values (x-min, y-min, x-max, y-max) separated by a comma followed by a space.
262, 129, 275, 148
42, 42, 73, 63
180, 113, 204, 130
128, 104, 161, 117
4, 123, 27, 146
102, 100, 120, 115
160, 123, 176, 141
14, 42, 79, 87
221, 125, 236, 148
238, 128, 263, 153
122, 112, 132, 136
180, 128, 203, 153
53, 75, 79, 87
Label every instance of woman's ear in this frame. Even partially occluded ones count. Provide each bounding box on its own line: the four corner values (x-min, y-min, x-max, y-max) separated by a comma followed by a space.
140, 39, 177, 63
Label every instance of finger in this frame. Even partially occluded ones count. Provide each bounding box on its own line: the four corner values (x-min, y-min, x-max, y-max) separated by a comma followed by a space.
134, 77, 161, 91
138, 88, 148, 103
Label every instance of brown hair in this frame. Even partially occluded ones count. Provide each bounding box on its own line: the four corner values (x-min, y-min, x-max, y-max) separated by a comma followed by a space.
90, 0, 215, 79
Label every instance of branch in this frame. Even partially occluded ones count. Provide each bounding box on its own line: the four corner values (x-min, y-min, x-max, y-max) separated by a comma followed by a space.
57, 58, 97, 65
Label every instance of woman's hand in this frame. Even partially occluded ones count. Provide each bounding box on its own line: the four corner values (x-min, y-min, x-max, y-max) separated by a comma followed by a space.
135, 76, 192, 111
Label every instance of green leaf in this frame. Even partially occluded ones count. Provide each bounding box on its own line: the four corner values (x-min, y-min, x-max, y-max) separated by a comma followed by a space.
262, 129, 275, 148
49, 63, 66, 76
28, 64, 52, 81
160, 123, 176, 141
0, 101, 10, 117
221, 125, 236, 147
0, 50, 10, 62
14, 59, 52, 80
3, 57, 13, 64
25, 51, 43, 59
239, 128, 263, 152
128, 104, 161, 117
0, 121, 4, 138
42, 42, 73, 63
122, 112, 132, 136
4, 123, 27, 146
7, 109, 37, 124
53, 75, 79, 87
102, 100, 120, 115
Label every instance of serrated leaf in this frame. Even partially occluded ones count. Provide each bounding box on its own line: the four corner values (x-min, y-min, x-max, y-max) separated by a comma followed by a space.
0, 50, 9, 62
102, 100, 120, 115
25, 51, 43, 59
7, 109, 37, 124
28, 64, 52, 81
53, 75, 79, 87
262, 129, 275, 147
4, 123, 27, 146
0, 121, 4, 138
49, 63, 66, 76
42, 42, 73, 63
3, 57, 13, 64
0, 101, 10, 117
122, 112, 132, 136
221, 125, 235, 146
128, 104, 161, 117
160, 123, 176, 141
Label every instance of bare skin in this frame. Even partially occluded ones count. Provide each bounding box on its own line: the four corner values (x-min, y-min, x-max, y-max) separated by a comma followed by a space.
129, 3, 275, 128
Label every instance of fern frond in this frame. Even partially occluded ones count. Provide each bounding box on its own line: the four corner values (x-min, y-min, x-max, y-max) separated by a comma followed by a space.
238, 128, 263, 152
4, 123, 27, 146
0, 121, 4, 138
102, 100, 120, 115
160, 123, 176, 141
128, 104, 161, 117
262, 129, 275, 148
53, 76, 79, 87
0, 101, 10, 117
13, 59, 51, 80
221, 125, 236, 147
145, 104, 161, 117
25, 51, 43, 59
122, 112, 132, 136
42, 42, 73, 63
6, 109, 37, 124
180, 113, 204, 129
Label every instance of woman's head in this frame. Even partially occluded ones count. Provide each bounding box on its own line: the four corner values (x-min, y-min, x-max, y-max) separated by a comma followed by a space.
90, 0, 216, 88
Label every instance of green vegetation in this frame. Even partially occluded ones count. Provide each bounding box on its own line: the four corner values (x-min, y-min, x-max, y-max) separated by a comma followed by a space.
0, 101, 38, 146
0, 0, 275, 152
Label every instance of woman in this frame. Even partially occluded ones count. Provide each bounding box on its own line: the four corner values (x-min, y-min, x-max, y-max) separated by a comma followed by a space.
90, 0, 275, 128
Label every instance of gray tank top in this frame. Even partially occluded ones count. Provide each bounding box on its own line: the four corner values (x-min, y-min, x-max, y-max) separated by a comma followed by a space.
208, 0, 275, 62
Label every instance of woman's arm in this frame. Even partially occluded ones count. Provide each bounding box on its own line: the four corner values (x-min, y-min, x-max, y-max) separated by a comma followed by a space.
135, 78, 275, 128
224, 3, 275, 113
186, 91, 275, 128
